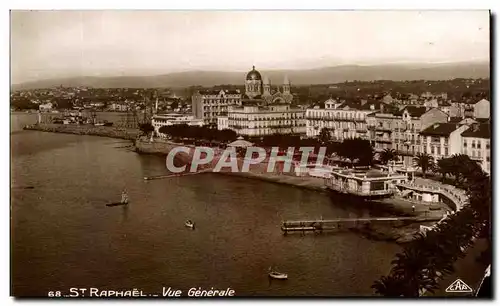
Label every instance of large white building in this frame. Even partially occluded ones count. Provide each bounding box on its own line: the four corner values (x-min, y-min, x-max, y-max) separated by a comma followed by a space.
419, 122, 470, 160
220, 103, 306, 136
461, 123, 491, 174
152, 113, 204, 137
216, 66, 304, 136
191, 89, 242, 125
305, 98, 381, 141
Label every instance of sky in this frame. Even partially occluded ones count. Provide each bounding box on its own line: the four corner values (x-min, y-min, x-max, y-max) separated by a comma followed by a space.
10, 10, 490, 84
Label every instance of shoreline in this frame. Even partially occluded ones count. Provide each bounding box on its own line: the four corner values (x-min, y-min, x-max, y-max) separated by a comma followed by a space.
23, 123, 140, 140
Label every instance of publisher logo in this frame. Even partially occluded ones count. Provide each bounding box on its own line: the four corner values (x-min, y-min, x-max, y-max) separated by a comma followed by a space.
445, 279, 473, 293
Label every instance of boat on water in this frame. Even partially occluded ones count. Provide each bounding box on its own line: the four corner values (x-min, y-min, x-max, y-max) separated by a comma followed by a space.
269, 271, 288, 280
106, 190, 129, 207
106, 202, 129, 207
268, 267, 288, 280
95, 120, 113, 127
185, 220, 195, 229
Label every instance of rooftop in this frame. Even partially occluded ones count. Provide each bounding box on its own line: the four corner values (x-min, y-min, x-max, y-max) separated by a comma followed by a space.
461, 123, 491, 139
403, 106, 428, 117
199, 89, 241, 95
420, 123, 460, 136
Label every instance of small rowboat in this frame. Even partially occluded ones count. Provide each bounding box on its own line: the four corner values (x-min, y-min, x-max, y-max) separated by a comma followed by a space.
185, 220, 195, 229
268, 270, 288, 280
106, 202, 129, 207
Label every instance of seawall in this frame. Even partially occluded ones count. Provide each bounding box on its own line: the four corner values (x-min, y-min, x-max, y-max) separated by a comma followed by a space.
23, 123, 140, 140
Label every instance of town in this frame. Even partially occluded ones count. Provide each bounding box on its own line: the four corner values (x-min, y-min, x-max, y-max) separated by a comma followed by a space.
12, 69, 491, 176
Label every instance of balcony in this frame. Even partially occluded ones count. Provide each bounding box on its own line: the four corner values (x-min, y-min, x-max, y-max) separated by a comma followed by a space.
375, 138, 392, 143
469, 155, 483, 161
375, 127, 393, 132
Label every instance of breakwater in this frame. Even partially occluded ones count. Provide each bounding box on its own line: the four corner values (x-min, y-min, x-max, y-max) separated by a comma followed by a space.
23, 123, 140, 140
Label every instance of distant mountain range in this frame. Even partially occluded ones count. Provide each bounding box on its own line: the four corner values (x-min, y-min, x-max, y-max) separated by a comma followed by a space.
12, 62, 489, 90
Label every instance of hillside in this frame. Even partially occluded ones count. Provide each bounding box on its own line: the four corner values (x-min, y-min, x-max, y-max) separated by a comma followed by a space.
12, 62, 490, 90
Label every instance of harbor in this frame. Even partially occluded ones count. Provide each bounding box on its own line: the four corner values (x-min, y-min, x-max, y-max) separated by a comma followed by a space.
11, 129, 403, 296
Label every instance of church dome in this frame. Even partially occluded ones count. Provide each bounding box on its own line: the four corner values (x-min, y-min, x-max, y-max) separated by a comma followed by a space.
246, 66, 262, 81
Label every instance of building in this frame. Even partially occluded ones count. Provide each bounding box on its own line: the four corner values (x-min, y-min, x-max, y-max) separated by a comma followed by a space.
244, 66, 293, 104
217, 66, 303, 136
419, 122, 470, 160
152, 113, 204, 137
39, 102, 53, 112
325, 169, 408, 198
449, 98, 490, 119
305, 98, 382, 140
461, 123, 491, 174
191, 89, 242, 125
224, 103, 305, 136
109, 103, 128, 112
473, 99, 490, 119
367, 106, 449, 166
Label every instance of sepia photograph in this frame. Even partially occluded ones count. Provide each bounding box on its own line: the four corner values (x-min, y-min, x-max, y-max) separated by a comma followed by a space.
9, 9, 492, 298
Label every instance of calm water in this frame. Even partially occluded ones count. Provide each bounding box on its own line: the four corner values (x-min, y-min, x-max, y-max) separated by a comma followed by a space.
11, 114, 400, 297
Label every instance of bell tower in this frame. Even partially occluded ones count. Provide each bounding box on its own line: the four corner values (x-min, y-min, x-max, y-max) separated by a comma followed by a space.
283, 75, 291, 94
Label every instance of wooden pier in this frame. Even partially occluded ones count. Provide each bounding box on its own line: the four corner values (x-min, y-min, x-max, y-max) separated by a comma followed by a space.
281, 216, 441, 234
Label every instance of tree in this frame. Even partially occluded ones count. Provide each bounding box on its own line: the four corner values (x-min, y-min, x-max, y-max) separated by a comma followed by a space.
337, 138, 374, 167
413, 153, 434, 178
10, 97, 38, 110
318, 128, 331, 144
390, 245, 440, 296
139, 123, 154, 136
436, 158, 453, 181
371, 275, 405, 297
379, 148, 397, 165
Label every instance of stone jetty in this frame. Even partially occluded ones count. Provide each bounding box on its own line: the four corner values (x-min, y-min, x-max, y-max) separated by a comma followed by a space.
23, 123, 140, 140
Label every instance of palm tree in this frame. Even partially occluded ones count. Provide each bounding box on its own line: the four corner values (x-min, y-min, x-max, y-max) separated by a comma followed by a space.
436, 158, 453, 181
390, 245, 439, 296
379, 148, 397, 165
413, 153, 434, 178
371, 275, 405, 296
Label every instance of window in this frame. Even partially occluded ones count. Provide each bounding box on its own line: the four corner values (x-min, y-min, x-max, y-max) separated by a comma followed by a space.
464, 140, 467, 147
479, 151, 482, 158
431, 146, 435, 154
486, 141, 490, 149
487, 156, 490, 162
445, 147, 448, 156
437, 147, 441, 155
472, 140, 476, 149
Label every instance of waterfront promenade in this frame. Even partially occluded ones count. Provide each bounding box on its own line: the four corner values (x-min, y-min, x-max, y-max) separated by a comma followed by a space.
23, 123, 140, 140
